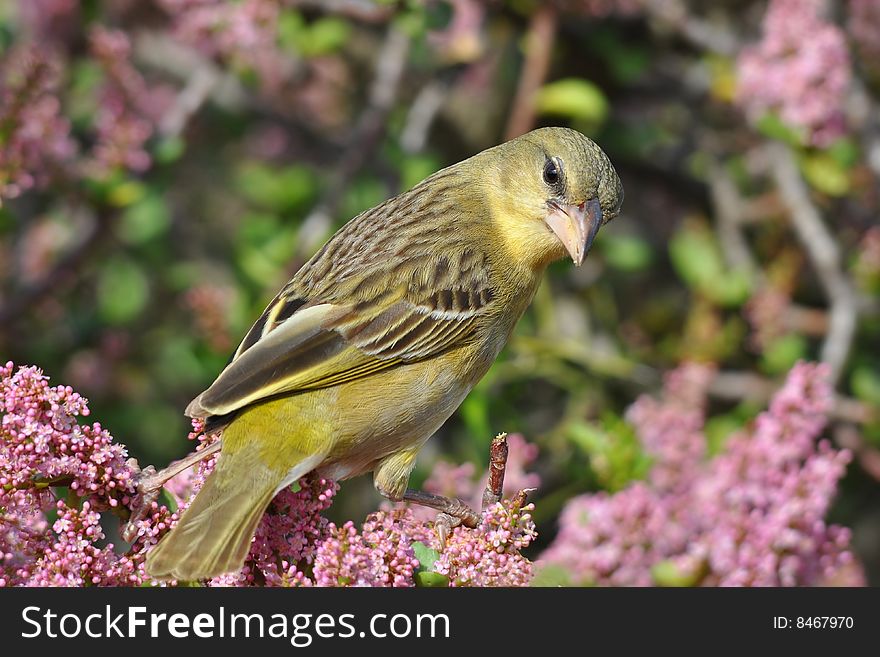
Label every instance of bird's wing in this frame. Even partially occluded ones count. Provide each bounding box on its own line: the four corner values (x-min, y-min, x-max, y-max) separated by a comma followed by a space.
187, 257, 496, 418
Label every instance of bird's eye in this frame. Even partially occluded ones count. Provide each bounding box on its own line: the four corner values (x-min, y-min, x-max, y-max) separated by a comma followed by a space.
543, 159, 561, 186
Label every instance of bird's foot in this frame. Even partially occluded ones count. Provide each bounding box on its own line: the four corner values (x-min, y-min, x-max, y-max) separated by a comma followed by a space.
121, 439, 222, 543
402, 488, 481, 544
403, 433, 514, 547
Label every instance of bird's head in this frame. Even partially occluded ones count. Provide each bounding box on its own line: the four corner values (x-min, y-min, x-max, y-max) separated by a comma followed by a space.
483, 127, 623, 268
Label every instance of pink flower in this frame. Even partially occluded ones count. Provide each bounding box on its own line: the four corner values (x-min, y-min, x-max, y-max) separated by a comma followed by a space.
539, 361, 863, 587
736, 0, 851, 146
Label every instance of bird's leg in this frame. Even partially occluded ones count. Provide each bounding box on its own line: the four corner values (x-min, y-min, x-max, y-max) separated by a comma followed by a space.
122, 439, 222, 542
402, 433, 512, 546
401, 489, 481, 545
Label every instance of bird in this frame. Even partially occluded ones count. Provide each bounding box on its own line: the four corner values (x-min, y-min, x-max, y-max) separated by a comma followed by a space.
145, 126, 623, 581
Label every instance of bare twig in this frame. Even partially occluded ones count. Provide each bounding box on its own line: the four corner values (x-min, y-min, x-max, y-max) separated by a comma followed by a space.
134, 32, 250, 114
401, 79, 449, 154
642, 0, 740, 57
481, 433, 509, 511
708, 370, 875, 425
707, 160, 760, 279
834, 424, 880, 482
159, 66, 219, 139
504, 4, 557, 140
295, 27, 411, 258
289, 0, 393, 23
766, 143, 859, 384
121, 439, 222, 542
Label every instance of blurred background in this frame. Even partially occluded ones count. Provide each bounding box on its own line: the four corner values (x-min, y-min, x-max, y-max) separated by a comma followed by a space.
1, 0, 878, 583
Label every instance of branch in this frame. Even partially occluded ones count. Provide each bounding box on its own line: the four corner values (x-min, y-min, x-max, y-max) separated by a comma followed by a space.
642, 0, 740, 57
707, 159, 760, 279
401, 79, 450, 154
504, 4, 557, 140
708, 370, 875, 425
766, 143, 859, 385
295, 26, 411, 259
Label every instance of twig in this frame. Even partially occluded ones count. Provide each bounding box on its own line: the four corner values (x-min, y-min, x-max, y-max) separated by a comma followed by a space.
295, 27, 411, 259
159, 66, 219, 139
642, 0, 740, 57
134, 32, 250, 114
481, 433, 509, 511
766, 143, 859, 384
121, 439, 222, 542
401, 79, 449, 154
504, 3, 557, 140
708, 370, 875, 425
834, 424, 880, 482
289, 0, 393, 23
707, 160, 760, 279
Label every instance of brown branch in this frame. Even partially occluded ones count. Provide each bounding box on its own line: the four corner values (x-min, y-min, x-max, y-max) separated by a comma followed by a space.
481, 433, 509, 510
504, 4, 557, 141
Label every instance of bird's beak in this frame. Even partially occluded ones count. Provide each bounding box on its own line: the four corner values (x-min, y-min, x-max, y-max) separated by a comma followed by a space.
544, 198, 604, 266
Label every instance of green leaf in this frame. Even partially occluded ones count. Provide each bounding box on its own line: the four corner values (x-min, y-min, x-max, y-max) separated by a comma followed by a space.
401, 154, 441, 191
598, 233, 653, 271
760, 333, 808, 375
235, 162, 316, 212
651, 560, 704, 587
414, 572, 450, 587
826, 138, 860, 168
97, 257, 149, 324
158, 488, 178, 513
851, 365, 880, 406
754, 112, 805, 146
668, 222, 751, 307
412, 541, 441, 572
530, 564, 573, 587
106, 179, 147, 208
278, 12, 351, 57
534, 78, 609, 125
154, 137, 185, 164
800, 152, 851, 196
118, 193, 170, 244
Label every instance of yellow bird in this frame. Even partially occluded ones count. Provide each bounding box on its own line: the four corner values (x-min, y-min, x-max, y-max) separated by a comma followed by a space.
146, 126, 623, 580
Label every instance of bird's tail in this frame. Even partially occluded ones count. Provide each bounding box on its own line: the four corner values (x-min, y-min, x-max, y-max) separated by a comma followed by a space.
145, 459, 278, 581
145, 442, 323, 582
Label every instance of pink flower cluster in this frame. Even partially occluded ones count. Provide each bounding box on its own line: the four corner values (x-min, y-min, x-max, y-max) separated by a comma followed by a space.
313, 510, 420, 587
736, 0, 851, 146
157, 0, 292, 93
0, 361, 173, 586
433, 498, 537, 587
88, 27, 171, 176
1, 362, 539, 587
539, 361, 863, 586
0, 48, 76, 200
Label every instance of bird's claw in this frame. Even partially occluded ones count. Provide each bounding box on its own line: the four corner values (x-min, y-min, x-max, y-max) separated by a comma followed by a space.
434, 512, 460, 547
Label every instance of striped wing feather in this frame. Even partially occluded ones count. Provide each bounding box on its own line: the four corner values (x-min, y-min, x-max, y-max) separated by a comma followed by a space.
187, 257, 495, 419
